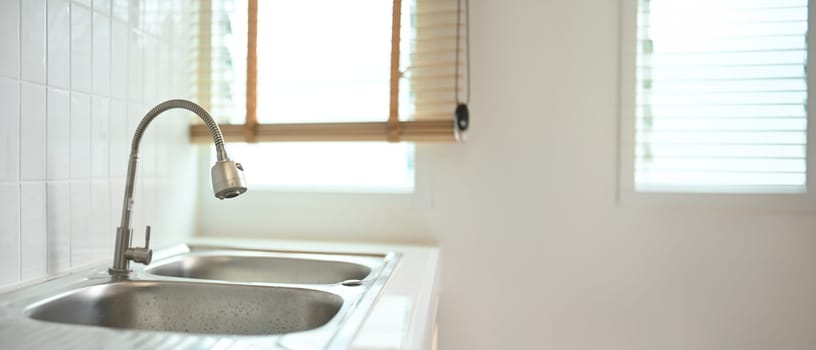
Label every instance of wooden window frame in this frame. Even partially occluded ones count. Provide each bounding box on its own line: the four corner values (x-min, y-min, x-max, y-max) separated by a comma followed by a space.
190, 0, 464, 143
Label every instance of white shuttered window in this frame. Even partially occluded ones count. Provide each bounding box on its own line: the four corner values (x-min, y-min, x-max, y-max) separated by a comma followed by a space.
634, 0, 810, 193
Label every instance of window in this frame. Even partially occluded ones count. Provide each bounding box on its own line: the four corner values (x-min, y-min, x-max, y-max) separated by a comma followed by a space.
191, 0, 468, 191
621, 0, 813, 197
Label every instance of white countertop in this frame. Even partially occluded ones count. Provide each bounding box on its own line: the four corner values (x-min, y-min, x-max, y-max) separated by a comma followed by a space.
188, 238, 441, 350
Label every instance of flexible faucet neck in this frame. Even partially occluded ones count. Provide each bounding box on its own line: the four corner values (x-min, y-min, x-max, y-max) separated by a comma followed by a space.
110, 100, 230, 275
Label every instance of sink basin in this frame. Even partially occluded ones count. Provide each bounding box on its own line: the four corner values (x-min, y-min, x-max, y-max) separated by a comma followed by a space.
26, 281, 343, 335
2, 245, 401, 349
146, 253, 372, 284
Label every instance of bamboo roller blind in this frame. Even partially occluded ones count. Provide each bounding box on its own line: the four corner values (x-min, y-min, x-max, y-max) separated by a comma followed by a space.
190, 0, 468, 143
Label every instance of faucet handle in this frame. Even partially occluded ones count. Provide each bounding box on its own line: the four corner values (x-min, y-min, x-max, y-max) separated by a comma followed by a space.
144, 225, 151, 249
125, 225, 153, 265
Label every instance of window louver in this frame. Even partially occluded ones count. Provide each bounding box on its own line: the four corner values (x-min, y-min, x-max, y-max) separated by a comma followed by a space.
635, 0, 808, 193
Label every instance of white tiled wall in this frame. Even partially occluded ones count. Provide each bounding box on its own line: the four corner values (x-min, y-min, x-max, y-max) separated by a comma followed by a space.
0, 0, 199, 290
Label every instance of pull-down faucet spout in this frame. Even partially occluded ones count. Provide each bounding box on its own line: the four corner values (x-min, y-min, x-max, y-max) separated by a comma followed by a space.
109, 99, 247, 275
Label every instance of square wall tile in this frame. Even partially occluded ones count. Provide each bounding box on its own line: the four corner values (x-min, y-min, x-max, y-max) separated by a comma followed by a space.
91, 179, 111, 262
46, 88, 70, 180
142, 178, 157, 233
70, 92, 91, 179
20, 83, 46, 181
93, 0, 111, 15
91, 96, 110, 178
128, 0, 141, 29
46, 182, 71, 275
154, 115, 169, 178
153, 177, 170, 234
129, 180, 145, 246
156, 41, 169, 101
0, 184, 20, 287
20, 183, 46, 282
109, 178, 124, 233
109, 98, 128, 177
47, 0, 70, 89
110, 20, 128, 99
111, 0, 127, 22
169, 48, 184, 99
0, 78, 20, 182
141, 0, 159, 35
21, 0, 47, 83
127, 29, 144, 103
92, 12, 111, 96
0, 0, 20, 79
70, 181, 92, 267
71, 3, 92, 93
142, 35, 157, 105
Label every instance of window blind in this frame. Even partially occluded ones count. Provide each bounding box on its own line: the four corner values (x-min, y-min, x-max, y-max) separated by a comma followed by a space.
191, 0, 247, 124
189, 0, 469, 143
404, 0, 467, 122
635, 0, 809, 192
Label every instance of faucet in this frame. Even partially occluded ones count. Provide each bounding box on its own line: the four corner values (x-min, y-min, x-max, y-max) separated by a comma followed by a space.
109, 99, 247, 275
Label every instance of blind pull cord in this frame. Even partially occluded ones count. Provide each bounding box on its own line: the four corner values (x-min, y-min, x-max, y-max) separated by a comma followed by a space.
455, 0, 470, 134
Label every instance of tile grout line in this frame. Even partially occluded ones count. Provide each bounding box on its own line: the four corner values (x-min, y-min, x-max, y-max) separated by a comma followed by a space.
67, 0, 73, 270
16, 3, 25, 285
15, 0, 22, 280
16, 0, 21, 78
88, 1, 94, 183
87, 1, 96, 266
103, 6, 113, 263
42, 0, 51, 282
16, 183, 22, 284
17, 0, 22, 285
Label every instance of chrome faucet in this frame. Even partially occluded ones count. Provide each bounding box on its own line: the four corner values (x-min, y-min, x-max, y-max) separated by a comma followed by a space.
109, 99, 247, 275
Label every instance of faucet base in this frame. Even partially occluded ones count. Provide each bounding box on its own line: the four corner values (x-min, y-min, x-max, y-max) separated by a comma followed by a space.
108, 267, 131, 275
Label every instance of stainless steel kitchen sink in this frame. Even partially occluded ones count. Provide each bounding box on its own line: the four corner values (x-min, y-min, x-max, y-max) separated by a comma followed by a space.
146, 251, 374, 284
0, 244, 400, 349
27, 281, 343, 335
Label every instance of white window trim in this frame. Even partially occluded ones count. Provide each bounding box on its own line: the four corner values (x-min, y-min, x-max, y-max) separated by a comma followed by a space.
616, 0, 816, 210
195, 145, 434, 210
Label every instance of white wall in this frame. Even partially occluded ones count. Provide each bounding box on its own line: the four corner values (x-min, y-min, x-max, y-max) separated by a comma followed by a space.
198, 0, 816, 349
0, 0, 198, 290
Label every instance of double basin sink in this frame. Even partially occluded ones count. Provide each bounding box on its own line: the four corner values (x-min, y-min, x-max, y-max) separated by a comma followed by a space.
0, 244, 400, 349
